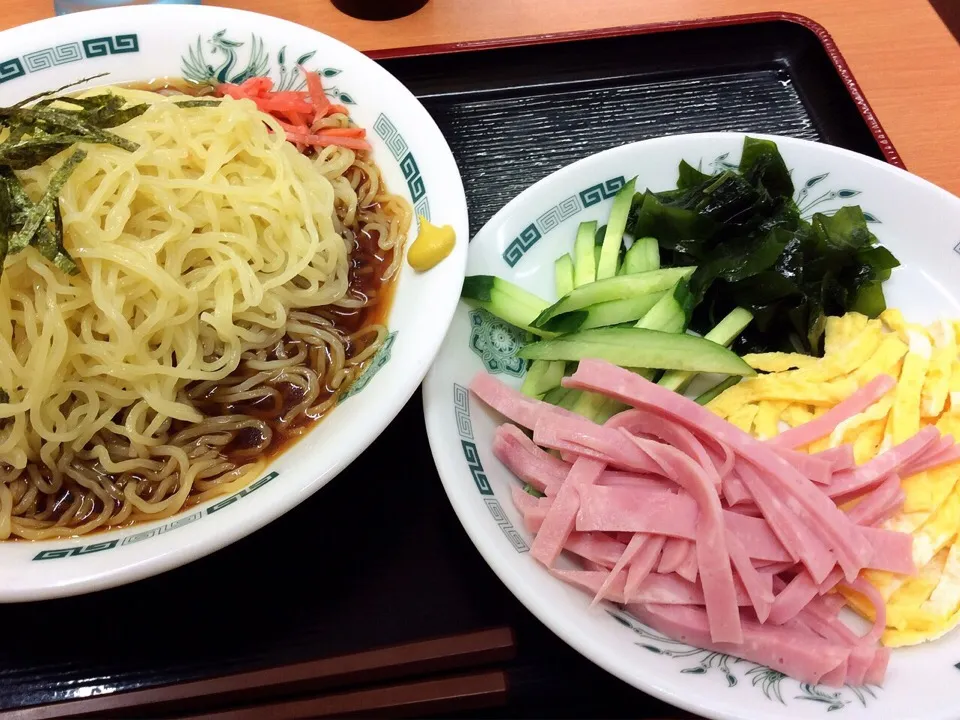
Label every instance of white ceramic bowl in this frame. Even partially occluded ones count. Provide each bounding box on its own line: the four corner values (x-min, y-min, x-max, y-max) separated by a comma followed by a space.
0, 5, 468, 601
423, 132, 960, 720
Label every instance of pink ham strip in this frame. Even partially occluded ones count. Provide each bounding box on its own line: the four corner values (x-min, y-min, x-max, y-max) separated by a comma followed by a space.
494, 424, 568, 494
531, 463, 601, 567
576, 484, 913, 574
629, 604, 851, 686
659, 538, 691, 574
726, 529, 775, 622
616, 409, 720, 486
591, 532, 655, 605
839, 579, 887, 646
529, 409, 651, 568
511, 485, 539, 511
598, 471, 672, 491
844, 474, 904, 528
674, 545, 699, 583
865, 648, 891, 686
659, 532, 690, 573
565, 360, 873, 579
813, 445, 855, 471
580, 559, 611, 572
627, 535, 668, 597
554, 570, 756, 606
722, 472, 752, 506
829, 426, 941, 500
564, 532, 627, 568
770, 374, 896, 449
772, 447, 833, 485
470, 371, 575, 430
737, 461, 833, 579
533, 414, 663, 475
623, 431, 742, 644
901, 438, 960, 476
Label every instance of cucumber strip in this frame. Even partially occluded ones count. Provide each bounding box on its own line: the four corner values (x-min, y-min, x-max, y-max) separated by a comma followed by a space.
462, 275, 549, 316
518, 327, 756, 376
555, 254, 574, 298
461, 275, 557, 337
520, 360, 549, 397
532, 267, 695, 327
695, 376, 742, 405
635, 285, 688, 334
571, 390, 625, 424
593, 245, 602, 271
573, 221, 597, 287
596, 177, 638, 280
542, 386, 571, 406
521, 359, 566, 397
658, 307, 755, 391
621, 237, 660, 275
538, 292, 666, 334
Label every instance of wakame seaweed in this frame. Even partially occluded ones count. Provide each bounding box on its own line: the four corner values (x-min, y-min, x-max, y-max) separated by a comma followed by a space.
0, 75, 144, 278
629, 137, 898, 356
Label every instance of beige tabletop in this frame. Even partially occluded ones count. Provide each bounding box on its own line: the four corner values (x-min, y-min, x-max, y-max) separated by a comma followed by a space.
1, 0, 958, 195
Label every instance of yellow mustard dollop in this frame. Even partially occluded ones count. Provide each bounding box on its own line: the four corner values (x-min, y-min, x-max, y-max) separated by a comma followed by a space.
407, 215, 456, 271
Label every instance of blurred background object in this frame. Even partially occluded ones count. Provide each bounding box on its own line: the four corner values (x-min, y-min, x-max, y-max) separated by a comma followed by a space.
331, 0, 429, 21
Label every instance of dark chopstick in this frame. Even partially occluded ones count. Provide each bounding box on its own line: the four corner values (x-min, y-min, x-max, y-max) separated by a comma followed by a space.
180, 671, 509, 720
1, 627, 515, 719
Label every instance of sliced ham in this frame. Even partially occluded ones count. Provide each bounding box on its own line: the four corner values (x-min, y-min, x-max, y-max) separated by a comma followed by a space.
470, 367, 921, 689
659, 538, 692, 574
629, 603, 851, 686
622, 431, 742, 643
564, 360, 873, 580
770, 374, 896, 449
829, 426, 940, 501
626, 535, 668, 598
772, 446, 834, 485
494, 424, 569, 494
813, 445, 855, 471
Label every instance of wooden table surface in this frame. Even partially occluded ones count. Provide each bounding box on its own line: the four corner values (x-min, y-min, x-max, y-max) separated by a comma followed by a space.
0, 0, 958, 193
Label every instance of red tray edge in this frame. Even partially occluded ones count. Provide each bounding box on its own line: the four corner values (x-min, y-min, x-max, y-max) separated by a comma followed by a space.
366, 11, 904, 171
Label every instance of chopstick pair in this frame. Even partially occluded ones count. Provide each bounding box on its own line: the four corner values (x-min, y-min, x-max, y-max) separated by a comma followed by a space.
1, 627, 515, 719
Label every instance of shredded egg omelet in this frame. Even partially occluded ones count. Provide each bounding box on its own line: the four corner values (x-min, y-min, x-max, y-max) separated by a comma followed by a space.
709, 311, 960, 647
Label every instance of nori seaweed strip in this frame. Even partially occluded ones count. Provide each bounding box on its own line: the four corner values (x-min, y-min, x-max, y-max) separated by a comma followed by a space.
7, 73, 109, 111
8, 149, 86, 254
174, 100, 222, 108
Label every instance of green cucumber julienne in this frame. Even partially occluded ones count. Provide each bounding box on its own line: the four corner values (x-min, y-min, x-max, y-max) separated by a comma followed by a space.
555, 254, 574, 297
532, 266, 695, 327
538, 292, 666, 334
573, 221, 597, 288
596, 177, 637, 280
620, 236, 660, 275
517, 327, 756, 376
658, 307, 755, 391
520, 359, 566, 397
461, 274, 555, 337
695, 376, 742, 405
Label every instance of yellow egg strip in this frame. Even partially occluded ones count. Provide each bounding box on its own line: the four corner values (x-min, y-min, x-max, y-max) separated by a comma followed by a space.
727, 404, 760, 433
781, 403, 815, 427
829, 397, 892, 448
885, 330, 932, 448
922, 536, 960, 618
753, 400, 787, 440
884, 548, 949, 630
852, 334, 908, 385
922, 319, 955, 418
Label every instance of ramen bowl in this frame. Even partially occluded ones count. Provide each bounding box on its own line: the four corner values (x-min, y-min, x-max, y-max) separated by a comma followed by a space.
0, 5, 468, 600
